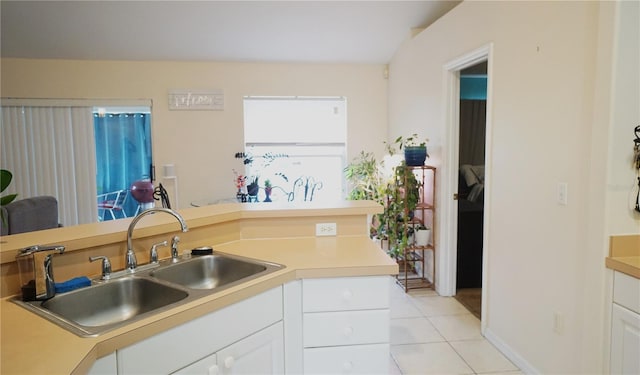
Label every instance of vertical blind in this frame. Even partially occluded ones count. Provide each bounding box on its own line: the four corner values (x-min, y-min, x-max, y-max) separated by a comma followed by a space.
1, 106, 97, 226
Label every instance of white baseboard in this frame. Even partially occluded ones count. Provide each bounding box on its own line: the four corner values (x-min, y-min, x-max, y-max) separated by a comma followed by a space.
484, 328, 540, 375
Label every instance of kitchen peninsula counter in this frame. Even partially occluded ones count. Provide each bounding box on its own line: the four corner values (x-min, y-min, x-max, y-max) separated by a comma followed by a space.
606, 234, 640, 279
0, 201, 398, 374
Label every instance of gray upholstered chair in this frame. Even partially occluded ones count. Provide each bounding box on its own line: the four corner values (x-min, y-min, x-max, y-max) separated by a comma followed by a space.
0, 196, 60, 235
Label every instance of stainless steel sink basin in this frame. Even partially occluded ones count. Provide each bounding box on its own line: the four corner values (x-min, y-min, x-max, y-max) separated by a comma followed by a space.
150, 254, 281, 290
13, 250, 283, 337
16, 277, 188, 336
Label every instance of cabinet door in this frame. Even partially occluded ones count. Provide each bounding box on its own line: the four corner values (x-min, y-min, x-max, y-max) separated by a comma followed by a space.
173, 353, 218, 375
118, 287, 282, 374
611, 303, 640, 375
216, 321, 284, 375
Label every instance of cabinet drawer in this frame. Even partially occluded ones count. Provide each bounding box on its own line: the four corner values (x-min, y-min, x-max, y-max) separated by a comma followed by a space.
303, 310, 389, 347
614, 271, 640, 314
304, 343, 389, 374
303, 276, 390, 312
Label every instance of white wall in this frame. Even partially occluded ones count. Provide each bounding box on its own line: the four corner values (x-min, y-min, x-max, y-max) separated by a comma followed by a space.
606, 0, 640, 233
388, 1, 638, 373
1, 59, 388, 208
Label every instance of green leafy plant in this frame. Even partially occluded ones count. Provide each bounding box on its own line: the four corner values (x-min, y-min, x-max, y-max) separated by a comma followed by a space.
1, 169, 18, 226
344, 151, 385, 203
396, 133, 429, 149
344, 145, 422, 259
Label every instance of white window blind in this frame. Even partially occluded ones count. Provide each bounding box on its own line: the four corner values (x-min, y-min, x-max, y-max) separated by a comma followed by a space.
1, 105, 97, 226
244, 97, 346, 144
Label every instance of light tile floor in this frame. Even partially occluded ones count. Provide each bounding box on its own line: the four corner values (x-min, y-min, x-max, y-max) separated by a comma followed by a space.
388, 279, 523, 375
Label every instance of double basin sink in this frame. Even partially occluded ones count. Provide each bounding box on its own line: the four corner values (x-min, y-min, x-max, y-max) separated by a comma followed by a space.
14, 252, 283, 337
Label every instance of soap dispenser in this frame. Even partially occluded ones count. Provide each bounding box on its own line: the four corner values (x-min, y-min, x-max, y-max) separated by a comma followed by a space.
16, 245, 65, 301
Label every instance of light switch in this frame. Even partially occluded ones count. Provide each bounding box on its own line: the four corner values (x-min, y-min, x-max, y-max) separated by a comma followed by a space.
557, 183, 568, 205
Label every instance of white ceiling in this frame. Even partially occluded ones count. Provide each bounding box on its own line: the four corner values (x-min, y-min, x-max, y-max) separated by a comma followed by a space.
1, 1, 460, 64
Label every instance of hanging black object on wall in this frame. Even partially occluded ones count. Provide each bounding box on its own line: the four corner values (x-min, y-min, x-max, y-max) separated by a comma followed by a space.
633, 125, 640, 212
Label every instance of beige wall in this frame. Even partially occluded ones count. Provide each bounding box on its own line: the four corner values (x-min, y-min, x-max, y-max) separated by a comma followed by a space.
1, 59, 388, 208
388, 1, 638, 373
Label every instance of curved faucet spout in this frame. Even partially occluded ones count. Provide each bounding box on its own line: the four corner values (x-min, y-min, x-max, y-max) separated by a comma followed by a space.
126, 207, 189, 271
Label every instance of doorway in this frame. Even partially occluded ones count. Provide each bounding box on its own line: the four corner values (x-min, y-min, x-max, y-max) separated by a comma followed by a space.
441, 44, 493, 331
454, 61, 488, 319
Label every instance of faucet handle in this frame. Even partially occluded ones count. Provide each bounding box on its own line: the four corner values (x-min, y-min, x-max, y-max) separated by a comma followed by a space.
150, 240, 168, 264
89, 256, 112, 280
171, 236, 181, 261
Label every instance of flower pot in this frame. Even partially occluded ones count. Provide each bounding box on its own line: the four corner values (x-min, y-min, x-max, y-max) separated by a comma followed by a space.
264, 187, 272, 202
247, 184, 259, 197
404, 146, 428, 166
415, 228, 431, 247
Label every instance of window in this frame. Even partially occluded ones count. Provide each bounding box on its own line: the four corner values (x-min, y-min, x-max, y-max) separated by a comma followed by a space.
93, 107, 153, 220
242, 97, 347, 203
0, 99, 152, 226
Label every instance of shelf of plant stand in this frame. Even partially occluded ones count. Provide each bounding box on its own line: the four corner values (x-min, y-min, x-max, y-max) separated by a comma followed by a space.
406, 244, 434, 252
416, 202, 434, 210
395, 273, 433, 290
396, 271, 433, 291
396, 250, 423, 262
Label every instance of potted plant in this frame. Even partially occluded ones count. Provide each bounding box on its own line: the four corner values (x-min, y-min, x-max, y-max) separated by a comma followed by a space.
394, 134, 429, 166
1, 169, 18, 227
413, 223, 431, 247
246, 176, 260, 198
344, 151, 388, 240
263, 179, 273, 202
384, 160, 420, 259
234, 150, 288, 203
344, 141, 423, 260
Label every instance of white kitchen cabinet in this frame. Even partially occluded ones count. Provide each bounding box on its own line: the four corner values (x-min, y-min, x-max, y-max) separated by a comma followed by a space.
301, 276, 391, 374
610, 304, 640, 374
610, 271, 640, 374
174, 322, 284, 375
117, 286, 282, 374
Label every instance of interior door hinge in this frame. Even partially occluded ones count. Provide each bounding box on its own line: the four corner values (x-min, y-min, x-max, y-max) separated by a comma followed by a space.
453, 193, 459, 200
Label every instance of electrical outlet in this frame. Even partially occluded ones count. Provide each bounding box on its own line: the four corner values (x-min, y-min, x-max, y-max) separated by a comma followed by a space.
316, 223, 337, 236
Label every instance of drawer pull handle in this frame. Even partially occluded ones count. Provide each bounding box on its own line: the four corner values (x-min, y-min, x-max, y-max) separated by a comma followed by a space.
343, 326, 354, 336
224, 356, 235, 369
343, 361, 354, 371
342, 289, 353, 301
207, 365, 219, 375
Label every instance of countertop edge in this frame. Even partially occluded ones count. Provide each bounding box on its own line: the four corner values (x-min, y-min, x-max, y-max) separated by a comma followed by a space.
1, 235, 399, 375
605, 256, 640, 279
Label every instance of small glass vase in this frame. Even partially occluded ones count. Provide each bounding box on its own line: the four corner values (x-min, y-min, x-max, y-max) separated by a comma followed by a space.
264, 187, 272, 202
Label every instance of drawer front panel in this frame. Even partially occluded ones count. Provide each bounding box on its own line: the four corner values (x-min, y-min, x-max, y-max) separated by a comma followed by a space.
304, 343, 390, 374
303, 310, 389, 348
614, 271, 640, 314
303, 276, 390, 312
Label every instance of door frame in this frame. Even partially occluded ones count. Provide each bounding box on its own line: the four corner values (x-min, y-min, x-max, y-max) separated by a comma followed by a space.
441, 43, 493, 331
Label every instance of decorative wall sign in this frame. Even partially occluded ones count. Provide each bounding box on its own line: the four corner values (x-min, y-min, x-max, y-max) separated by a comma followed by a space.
168, 89, 224, 110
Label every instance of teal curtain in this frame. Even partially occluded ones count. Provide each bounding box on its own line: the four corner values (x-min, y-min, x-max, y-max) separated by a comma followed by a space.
94, 113, 152, 217
460, 76, 487, 100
